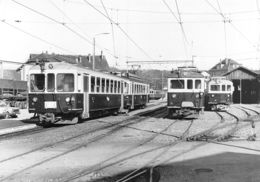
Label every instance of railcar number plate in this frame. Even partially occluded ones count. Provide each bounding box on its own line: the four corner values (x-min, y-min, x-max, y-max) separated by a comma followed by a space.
44, 101, 57, 109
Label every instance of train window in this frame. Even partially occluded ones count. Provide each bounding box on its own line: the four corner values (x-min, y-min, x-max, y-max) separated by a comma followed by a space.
227, 85, 231, 91
210, 85, 220, 91
114, 81, 117, 93
110, 80, 114, 93
47, 74, 55, 92
106, 79, 110, 93
91, 76, 95, 92
195, 80, 201, 89
101, 78, 105, 93
30, 74, 45, 92
84, 76, 89, 92
222, 85, 226, 91
118, 81, 121, 93
187, 80, 193, 89
57, 74, 74, 92
125, 83, 129, 94
170, 79, 184, 89
96, 77, 100, 93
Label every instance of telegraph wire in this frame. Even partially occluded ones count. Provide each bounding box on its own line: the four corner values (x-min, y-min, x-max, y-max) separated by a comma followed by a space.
0, 19, 75, 54
82, 0, 155, 61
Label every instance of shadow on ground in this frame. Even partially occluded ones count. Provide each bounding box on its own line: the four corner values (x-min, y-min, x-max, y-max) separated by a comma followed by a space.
92, 152, 260, 182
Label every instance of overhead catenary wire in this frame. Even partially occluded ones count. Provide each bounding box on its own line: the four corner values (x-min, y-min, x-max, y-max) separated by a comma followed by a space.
65, 0, 260, 16
0, 19, 75, 54
162, 0, 189, 58
82, 0, 155, 61
11, 0, 117, 58
49, 0, 114, 57
174, 0, 189, 57
100, 0, 117, 61
204, 0, 256, 50
216, 0, 228, 57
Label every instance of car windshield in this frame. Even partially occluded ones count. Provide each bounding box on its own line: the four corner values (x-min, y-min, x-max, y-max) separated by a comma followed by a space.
57, 73, 74, 92
30, 74, 45, 92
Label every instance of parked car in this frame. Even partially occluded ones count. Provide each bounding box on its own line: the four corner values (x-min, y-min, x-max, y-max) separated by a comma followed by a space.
0, 100, 20, 119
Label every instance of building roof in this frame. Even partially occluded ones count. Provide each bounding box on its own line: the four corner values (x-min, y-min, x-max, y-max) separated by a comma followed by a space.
208, 58, 241, 76
26, 52, 110, 71
223, 66, 258, 80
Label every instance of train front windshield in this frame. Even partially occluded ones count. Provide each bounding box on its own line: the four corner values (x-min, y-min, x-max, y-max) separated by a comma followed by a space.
30, 73, 75, 92
57, 73, 74, 92
30, 74, 45, 92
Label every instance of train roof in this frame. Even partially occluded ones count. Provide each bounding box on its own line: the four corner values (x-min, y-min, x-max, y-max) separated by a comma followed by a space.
208, 78, 233, 85
29, 62, 125, 80
168, 70, 204, 78
28, 62, 148, 84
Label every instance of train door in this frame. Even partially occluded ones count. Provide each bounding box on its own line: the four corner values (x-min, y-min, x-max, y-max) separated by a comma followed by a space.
120, 80, 124, 111
131, 82, 134, 109
83, 74, 90, 118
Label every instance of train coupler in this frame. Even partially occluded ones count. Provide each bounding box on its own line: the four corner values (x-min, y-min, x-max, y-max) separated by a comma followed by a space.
38, 113, 57, 126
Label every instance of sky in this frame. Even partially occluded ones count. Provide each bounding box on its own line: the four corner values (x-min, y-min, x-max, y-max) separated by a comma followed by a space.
1, 0, 260, 70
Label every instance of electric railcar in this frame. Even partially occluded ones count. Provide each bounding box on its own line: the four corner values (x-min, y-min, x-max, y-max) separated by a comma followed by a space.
149, 89, 164, 100
205, 77, 234, 111
28, 62, 149, 126
167, 67, 205, 119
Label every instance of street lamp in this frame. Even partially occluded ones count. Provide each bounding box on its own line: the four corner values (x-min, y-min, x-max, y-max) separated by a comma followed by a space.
93, 32, 110, 70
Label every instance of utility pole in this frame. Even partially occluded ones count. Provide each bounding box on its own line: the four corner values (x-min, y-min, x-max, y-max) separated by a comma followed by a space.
0, 61, 3, 79
92, 33, 110, 70
92, 37, 95, 70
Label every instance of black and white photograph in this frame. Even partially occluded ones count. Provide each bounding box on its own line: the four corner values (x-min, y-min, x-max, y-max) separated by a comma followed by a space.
1, 0, 260, 181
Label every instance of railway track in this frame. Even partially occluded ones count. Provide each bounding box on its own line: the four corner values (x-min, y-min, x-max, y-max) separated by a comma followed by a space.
62, 119, 194, 182
1, 105, 259, 181
0, 106, 168, 181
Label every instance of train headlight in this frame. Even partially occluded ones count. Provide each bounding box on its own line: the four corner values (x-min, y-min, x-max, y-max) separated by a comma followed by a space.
195, 94, 199, 98
65, 97, 70, 103
71, 96, 75, 102
228, 94, 230, 97
200, 92, 203, 96
32, 97, 38, 102
211, 94, 215, 97
172, 94, 176, 98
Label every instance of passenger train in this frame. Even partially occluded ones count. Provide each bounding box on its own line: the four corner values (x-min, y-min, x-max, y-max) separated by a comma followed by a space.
205, 77, 234, 111
167, 67, 205, 119
167, 67, 234, 118
149, 89, 164, 100
28, 61, 149, 126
